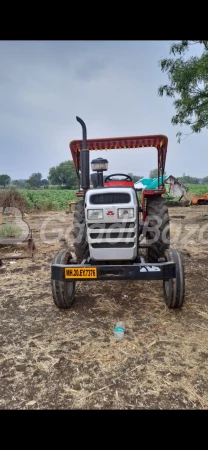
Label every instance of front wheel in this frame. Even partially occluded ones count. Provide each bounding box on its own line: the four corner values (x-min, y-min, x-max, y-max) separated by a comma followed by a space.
163, 249, 185, 309
51, 249, 75, 309
146, 196, 170, 262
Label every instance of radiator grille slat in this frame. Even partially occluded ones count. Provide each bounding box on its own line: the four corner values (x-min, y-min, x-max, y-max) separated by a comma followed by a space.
91, 242, 134, 248
88, 222, 135, 229
90, 193, 130, 205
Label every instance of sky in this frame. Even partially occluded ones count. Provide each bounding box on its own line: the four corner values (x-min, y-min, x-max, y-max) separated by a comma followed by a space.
0, 40, 207, 181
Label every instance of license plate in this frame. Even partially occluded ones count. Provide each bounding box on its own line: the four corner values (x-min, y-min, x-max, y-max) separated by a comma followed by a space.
65, 267, 97, 279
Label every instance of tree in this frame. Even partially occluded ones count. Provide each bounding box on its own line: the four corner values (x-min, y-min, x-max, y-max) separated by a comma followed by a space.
40, 179, 49, 186
202, 176, 208, 183
178, 174, 199, 184
127, 173, 143, 183
149, 168, 166, 179
27, 173, 42, 188
48, 160, 78, 188
158, 40, 208, 142
12, 179, 27, 187
0, 174, 11, 187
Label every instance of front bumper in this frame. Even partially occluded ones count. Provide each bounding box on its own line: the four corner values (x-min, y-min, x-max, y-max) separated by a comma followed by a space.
51, 261, 176, 281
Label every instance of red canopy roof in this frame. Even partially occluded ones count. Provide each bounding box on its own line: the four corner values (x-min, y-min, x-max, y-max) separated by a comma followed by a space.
69, 134, 168, 172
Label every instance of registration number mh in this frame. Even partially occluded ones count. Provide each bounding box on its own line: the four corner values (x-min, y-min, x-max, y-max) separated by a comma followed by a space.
65, 267, 97, 279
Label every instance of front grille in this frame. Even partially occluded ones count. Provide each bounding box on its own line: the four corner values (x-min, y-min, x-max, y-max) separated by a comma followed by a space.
88, 222, 136, 249
90, 193, 130, 205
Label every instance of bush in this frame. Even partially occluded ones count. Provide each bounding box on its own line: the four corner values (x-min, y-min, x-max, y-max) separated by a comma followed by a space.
0, 223, 22, 238
0, 189, 29, 212
34, 200, 59, 211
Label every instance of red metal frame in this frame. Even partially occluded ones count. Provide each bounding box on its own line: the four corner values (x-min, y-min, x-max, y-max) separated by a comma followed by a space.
69, 135, 168, 173
104, 180, 134, 187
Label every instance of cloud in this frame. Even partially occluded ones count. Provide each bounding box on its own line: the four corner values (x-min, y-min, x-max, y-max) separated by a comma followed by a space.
74, 58, 106, 81
0, 40, 207, 180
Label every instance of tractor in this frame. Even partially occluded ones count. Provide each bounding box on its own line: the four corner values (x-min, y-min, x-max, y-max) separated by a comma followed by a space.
51, 117, 185, 310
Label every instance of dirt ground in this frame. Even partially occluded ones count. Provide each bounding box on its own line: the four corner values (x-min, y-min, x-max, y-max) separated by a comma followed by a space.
0, 204, 208, 410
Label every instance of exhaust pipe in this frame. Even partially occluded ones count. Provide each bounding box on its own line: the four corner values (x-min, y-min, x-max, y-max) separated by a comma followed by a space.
76, 116, 90, 191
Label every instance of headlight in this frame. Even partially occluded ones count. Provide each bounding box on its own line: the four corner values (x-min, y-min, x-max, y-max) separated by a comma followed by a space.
118, 208, 134, 219
87, 209, 103, 220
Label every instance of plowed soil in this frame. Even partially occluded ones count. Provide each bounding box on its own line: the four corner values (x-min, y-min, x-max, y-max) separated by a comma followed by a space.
0, 205, 208, 409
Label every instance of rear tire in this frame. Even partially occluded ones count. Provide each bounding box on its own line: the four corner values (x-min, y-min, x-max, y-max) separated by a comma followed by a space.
51, 249, 75, 309
72, 200, 89, 263
146, 196, 170, 262
163, 249, 185, 308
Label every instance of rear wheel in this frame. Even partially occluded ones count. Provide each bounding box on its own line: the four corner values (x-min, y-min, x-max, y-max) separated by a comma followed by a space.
72, 200, 89, 263
163, 249, 185, 308
146, 196, 170, 262
51, 249, 75, 309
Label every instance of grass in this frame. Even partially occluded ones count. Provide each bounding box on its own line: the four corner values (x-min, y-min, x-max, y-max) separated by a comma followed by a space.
0, 223, 22, 238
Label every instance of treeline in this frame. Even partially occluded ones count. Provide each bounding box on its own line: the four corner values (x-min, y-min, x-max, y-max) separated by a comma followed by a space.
0, 161, 78, 189
177, 174, 208, 185
0, 162, 207, 189
0, 161, 143, 189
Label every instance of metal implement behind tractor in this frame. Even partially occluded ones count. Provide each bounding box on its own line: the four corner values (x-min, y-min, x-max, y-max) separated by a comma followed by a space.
0, 208, 35, 266
191, 193, 208, 205
51, 117, 185, 310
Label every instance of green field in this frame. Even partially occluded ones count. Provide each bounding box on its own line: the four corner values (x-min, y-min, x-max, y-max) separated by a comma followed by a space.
19, 184, 207, 210
1, 183, 208, 211
17, 189, 77, 210
186, 184, 208, 196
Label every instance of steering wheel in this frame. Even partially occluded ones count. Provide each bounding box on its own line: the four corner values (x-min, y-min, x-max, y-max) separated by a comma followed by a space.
105, 173, 133, 182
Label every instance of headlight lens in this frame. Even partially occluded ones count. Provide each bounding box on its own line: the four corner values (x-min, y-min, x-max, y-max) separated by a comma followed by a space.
118, 208, 134, 219
87, 209, 103, 220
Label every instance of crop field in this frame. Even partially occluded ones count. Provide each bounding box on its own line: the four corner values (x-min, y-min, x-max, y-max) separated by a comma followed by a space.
186, 184, 208, 196
0, 184, 207, 212
17, 189, 77, 210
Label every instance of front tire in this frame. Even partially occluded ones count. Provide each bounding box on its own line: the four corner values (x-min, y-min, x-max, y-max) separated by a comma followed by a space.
51, 249, 75, 309
72, 200, 89, 263
163, 249, 185, 308
146, 196, 170, 262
